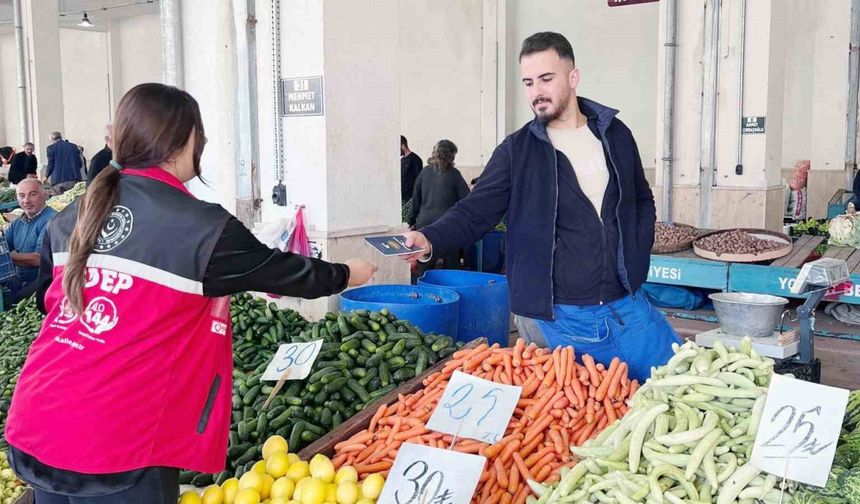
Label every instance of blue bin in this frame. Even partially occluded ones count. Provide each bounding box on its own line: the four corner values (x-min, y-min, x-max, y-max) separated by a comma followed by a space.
418, 270, 510, 347
340, 285, 460, 338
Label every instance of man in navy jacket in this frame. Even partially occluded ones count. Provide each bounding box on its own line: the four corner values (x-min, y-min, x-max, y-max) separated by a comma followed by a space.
404, 32, 679, 381
45, 131, 83, 195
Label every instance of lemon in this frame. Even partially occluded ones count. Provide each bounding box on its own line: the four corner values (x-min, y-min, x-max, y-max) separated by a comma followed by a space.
263, 435, 290, 461
203, 485, 225, 504
222, 477, 240, 504
253, 460, 269, 475
239, 471, 265, 495
293, 477, 310, 502
326, 483, 338, 503
270, 498, 290, 504
334, 467, 358, 486
286, 453, 301, 465
286, 461, 310, 481
300, 478, 327, 504
266, 452, 291, 478
179, 491, 203, 504
309, 454, 335, 484
360, 474, 384, 500
260, 474, 275, 499
235, 488, 261, 504
355, 500, 374, 504
271, 476, 296, 499
335, 481, 359, 504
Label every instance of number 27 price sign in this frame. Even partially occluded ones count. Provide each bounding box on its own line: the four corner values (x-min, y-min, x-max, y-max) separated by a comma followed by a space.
377, 443, 485, 504
426, 371, 522, 444
261, 340, 323, 382
750, 374, 849, 487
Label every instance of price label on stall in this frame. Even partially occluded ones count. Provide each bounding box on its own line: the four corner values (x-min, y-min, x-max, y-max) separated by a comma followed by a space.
377, 443, 485, 504
426, 371, 522, 444
750, 374, 849, 487
261, 340, 323, 382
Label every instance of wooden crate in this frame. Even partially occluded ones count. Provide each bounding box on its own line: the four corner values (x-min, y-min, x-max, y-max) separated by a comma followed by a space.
298, 337, 486, 459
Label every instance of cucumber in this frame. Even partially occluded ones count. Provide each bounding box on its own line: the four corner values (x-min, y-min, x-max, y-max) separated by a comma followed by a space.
227, 442, 252, 458
387, 356, 407, 369
325, 377, 348, 393
369, 383, 398, 399
393, 367, 415, 381
415, 350, 429, 375
289, 421, 306, 449
243, 385, 261, 406
191, 473, 214, 487
270, 410, 293, 430
234, 446, 259, 466
266, 405, 287, 420
256, 412, 268, 436
379, 362, 391, 387
391, 339, 407, 356
346, 379, 371, 403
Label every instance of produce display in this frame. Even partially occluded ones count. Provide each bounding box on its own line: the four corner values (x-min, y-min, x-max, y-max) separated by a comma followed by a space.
329, 340, 639, 503
0, 297, 43, 449
530, 338, 790, 504
182, 294, 463, 487
695, 230, 786, 256
45, 181, 86, 212
790, 219, 830, 239
653, 223, 696, 249
0, 189, 14, 205
178, 434, 385, 504
0, 452, 27, 504
829, 204, 860, 249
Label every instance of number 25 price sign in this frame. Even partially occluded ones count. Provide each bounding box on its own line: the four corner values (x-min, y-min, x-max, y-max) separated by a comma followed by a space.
261, 340, 323, 382
377, 443, 485, 504
751, 374, 849, 487
426, 371, 522, 444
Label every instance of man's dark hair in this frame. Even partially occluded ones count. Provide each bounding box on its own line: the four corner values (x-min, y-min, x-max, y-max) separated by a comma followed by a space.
401, 135, 408, 147
519, 32, 575, 66
23, 142, 34, 149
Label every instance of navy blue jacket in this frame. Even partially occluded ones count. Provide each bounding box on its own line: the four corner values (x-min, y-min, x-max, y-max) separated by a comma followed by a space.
46, 140, 83, 185
421, 97, 656, 320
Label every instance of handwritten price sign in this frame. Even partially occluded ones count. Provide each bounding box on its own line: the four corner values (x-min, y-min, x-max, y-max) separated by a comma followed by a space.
751, 374, 849, 487
261, 340, 323, 382
378, 443, 485, 504
426, 371, 522, 444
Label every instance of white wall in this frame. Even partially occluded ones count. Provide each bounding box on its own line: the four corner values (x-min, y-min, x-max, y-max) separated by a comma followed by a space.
116, 14, 162, 98
400, 1, 484, 182
505, 0, 659, 170
59, 28, 111, 161
0, 34, 17, 146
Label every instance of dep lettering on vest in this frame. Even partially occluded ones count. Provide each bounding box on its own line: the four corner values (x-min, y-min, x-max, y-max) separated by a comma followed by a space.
649, 265, 682, 281
85, 267, 134, 294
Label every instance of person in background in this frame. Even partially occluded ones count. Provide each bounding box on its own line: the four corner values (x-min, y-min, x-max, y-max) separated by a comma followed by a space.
4, 83, 377, 502
403, 32, 679, 382
78, 146, 87, 180
408, 139, 469, 274
400, 135, 423, 204
45, 131, 82, 195
8, 143, 38, 185
87, 124, 113, 184
2, 179, 55, 303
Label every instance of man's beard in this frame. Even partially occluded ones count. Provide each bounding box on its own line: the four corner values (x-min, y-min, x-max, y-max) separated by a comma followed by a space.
533, 90, 571, 125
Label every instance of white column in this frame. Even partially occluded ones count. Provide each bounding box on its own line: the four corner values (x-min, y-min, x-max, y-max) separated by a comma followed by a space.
24, 0, 64, 169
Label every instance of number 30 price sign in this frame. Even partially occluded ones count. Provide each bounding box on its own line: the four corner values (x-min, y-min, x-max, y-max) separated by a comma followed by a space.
377, 443, 485, 504
261, 340, 323, 382
426, 371, 522, 444
751, 374, 849, 487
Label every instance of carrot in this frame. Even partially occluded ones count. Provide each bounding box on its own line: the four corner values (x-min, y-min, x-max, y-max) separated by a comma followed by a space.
393, 426, 427, 441
354, 461, 392, 474
548, 428, 565, 454
582, 354, 601, 385
511, 452, 533, 481
586, 397, 595, 424
595, 357, 619, 401
500, 492, 513, 504
628, 379, 640, 398
507, 459, 520, 494
604, 397, 618, 424
606, 362, 627, 399
494, 457, 509, 488
523, 415, 553, 446
499, 439, 522, 463
535, 463, 552, 482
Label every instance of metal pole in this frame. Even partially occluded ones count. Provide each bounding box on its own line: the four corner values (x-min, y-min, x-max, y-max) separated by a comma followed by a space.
160, 0, 184, 88
660, 0, 678, 222
12, 0, 28, 143
734, 0, 746, 176
699, 0, 721, 228
846, 0, 860, 189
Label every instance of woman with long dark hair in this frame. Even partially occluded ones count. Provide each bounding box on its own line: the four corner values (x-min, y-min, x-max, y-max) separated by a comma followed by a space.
3, 83, 376, 502
408, 139, 469, 273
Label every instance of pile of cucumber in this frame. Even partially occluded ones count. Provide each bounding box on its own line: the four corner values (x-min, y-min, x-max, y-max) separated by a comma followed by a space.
231, 293, 308, 372
0, 297, 43, 449
181, 306, 462, 486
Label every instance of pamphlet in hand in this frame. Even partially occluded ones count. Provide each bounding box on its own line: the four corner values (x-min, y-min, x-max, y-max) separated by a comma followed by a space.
365, 235, 425, 257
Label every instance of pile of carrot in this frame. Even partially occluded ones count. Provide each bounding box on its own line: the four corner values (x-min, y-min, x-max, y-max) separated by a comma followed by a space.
330, 340, 639, 504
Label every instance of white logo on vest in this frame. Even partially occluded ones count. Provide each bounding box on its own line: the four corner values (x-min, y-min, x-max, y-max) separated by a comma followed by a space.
53, 297, 78, 326
94, 206, 134, 252
80, 296, 119, 336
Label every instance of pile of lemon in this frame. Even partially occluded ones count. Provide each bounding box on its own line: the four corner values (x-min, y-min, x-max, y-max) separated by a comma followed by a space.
178, 435, 385, 504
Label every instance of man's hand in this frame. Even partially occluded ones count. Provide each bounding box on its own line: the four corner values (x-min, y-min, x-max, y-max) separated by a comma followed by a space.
402, 231, 432, 265
345, 259, 378, 287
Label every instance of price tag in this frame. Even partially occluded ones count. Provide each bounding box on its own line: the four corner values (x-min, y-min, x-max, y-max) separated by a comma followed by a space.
261, 340, 323, 382
750, 374, 849, 487
377, 443, 485, 504
426, 371, 522, 444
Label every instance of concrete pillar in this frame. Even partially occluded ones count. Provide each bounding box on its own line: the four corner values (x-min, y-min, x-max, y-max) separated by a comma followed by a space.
24, 0, 64, 170
807, 0, 853, 218
258, 0, 406, 320
106, 21, 124, 115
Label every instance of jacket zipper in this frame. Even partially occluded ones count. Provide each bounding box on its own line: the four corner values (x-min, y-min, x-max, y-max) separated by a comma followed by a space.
600, 135, 631, 295
550, 147, 559, 317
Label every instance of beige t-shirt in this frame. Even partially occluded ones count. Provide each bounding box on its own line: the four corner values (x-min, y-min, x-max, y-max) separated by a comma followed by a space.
547, 124, 609, 217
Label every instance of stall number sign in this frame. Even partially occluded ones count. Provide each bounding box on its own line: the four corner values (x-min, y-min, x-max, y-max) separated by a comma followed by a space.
742, 116, 766, 134
427, 371, 522, 444
281, 76, 324, 117
261, 340, 323, 381
750, 374, 849, 487
378, 443, 485, 504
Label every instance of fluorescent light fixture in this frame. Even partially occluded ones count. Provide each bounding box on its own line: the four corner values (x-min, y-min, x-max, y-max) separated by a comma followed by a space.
78, 12, 94, 28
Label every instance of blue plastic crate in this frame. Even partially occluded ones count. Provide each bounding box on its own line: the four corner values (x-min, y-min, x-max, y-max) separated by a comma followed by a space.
0, 235, 17, 282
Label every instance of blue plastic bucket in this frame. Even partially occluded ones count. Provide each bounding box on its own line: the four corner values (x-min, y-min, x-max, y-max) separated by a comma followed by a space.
418, 270, 510, 347
339, 284, 460, 338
